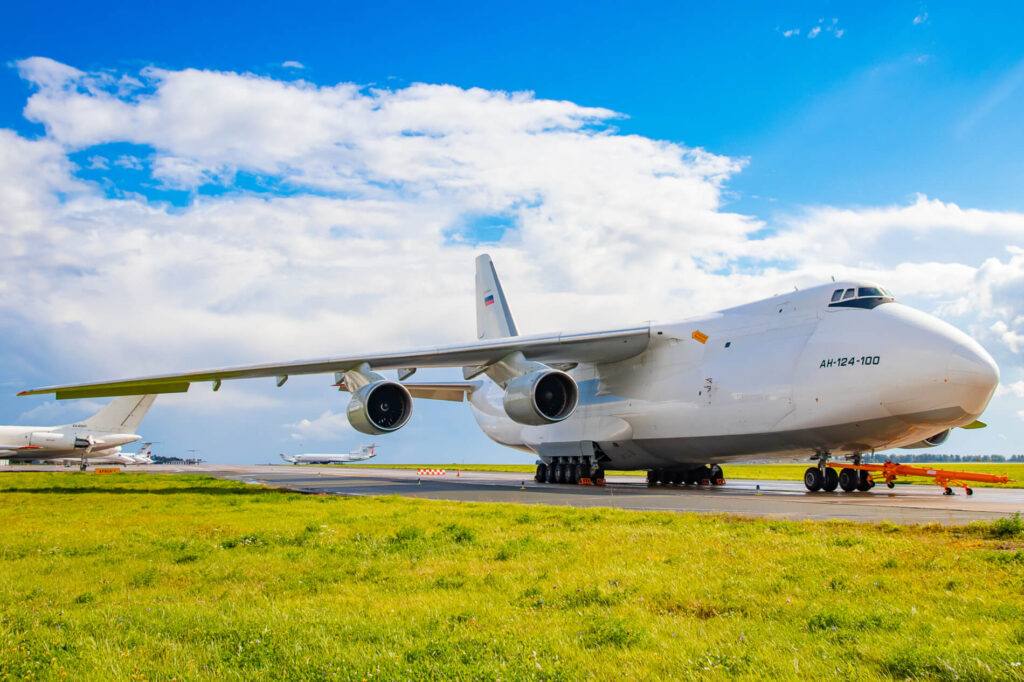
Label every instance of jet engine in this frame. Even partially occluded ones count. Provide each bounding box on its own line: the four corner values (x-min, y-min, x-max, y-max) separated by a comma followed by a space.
346, 381, 413, 435
900, 428, 951, 449
28, 432, 90, 449
502, 370, 578, 426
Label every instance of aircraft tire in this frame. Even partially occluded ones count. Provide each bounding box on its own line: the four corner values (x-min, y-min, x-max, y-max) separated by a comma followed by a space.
535, 463, 547, 483
823, 467, 839, 492
594, 468, 605, 481
575, 462, 586, 483
546, 463, 558, 484
697, 465, 713, 484
683, 469, 697, 485
557, 462, 568, 484
646, 470, 658, 487
803, 467, 824, 492
838, 468, 858, 492
671, 470, 684, 485
709, 464, 723, 481
856, 470, 873, 492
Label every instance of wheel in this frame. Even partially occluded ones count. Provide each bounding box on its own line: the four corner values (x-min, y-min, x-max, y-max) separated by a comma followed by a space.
551, 462, 563, 484
594, 468, 605, 481
966, 487, 973, 496
856, 471, 873, 492
683, 469, 697, 485
575, 462, 587, 483
671, 470, 684, 486
535, 463, 547, 483
803, 467, 824, 492
943, 486, 954, 496
823, 467, 839, 492
709, 464, 723, 480
557, 462, 569, 484
697, 466, 713, 484
886, 480, 895, 489
646, 470, 658, 487
838, 468, 858, 492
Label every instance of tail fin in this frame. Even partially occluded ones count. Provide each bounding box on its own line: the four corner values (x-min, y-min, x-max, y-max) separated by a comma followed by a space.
475, 254, 518, 340
78, 395, 157, 433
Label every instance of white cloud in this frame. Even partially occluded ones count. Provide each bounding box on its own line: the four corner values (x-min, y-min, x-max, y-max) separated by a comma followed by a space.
285, 410, 351, 440
282, 61, 305, 69
913, 12, 928, 25
998, 381, 1024, 398
2, 58, 1023, 438
783, 28, 800, 37
808, 26, 821, 39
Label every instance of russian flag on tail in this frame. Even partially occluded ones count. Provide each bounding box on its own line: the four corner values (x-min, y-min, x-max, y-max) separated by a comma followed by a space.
484, 294, 495, 307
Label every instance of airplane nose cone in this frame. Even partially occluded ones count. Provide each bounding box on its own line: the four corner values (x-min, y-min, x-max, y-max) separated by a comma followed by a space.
947, 341, 1000, 416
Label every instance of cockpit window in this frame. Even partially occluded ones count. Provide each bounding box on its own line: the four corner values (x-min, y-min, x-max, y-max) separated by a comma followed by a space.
829, 284, 896, 310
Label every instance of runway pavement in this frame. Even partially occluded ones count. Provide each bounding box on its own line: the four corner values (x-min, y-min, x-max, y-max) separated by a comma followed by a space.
174, 465, 1022, 525
6, 464, 1021, 524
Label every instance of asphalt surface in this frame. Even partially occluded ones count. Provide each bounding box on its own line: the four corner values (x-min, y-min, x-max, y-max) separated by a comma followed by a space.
138, 464, 1024, 525
6, 464, 1021, 524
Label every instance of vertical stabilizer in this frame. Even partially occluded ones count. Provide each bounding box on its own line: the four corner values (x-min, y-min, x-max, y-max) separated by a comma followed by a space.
475, 254, 519, 340
78, 395, 157, 433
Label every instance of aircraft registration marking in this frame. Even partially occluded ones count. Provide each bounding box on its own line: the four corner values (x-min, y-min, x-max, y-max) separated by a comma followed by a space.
819, 356, 880, 368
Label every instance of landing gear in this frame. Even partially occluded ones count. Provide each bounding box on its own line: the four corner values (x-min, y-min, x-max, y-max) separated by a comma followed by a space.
838, 468, 858, 492
803, 467, 824, 492
647, 470, 659, 486
823, 467, 839, 492
535, 463, 547, 483
857, 470, 874, 492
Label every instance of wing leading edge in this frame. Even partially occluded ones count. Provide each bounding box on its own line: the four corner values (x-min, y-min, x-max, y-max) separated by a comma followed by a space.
19, 326, 650, 399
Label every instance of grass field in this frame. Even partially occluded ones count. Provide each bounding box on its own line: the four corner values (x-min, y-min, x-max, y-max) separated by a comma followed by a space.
1, 473, 1023, 680
352, 462, 1024, 488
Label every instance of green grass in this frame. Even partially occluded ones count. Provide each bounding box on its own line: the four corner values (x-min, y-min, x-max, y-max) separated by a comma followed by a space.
1, 473, 1023, 680
351, 462, 1024, 487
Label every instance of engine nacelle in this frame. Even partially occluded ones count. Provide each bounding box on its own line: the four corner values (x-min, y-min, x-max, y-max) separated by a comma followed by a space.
502, 370, 578, 426
900, 428, 951, 449
346, 381, 413, 435
28, 432, 90, 449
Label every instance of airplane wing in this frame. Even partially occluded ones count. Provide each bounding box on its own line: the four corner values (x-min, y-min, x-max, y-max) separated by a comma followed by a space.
19, 326, 650, 399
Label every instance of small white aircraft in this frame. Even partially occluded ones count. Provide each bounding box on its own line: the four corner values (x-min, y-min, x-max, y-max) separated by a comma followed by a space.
59, 442, 155, 467
20, 255, 999, 492
1, 396, 157, 469
280, 445, 376, 465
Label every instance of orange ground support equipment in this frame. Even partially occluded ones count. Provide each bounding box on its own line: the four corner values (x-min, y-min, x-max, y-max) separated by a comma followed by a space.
827, 461, 1014, 495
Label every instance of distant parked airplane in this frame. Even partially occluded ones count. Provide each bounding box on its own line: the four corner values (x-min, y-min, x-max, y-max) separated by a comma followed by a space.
1, 396, 157, 470
280, 445, 376, 465
60, 442, 155, 466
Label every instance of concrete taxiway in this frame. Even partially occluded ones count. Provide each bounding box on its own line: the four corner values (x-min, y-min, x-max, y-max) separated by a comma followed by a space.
172, 465, 1023, 525
6, 464, 1021, 524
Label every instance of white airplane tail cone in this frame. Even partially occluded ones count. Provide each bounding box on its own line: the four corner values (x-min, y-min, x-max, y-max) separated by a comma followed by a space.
475, 254, 518, 340
77, 395, 157, 433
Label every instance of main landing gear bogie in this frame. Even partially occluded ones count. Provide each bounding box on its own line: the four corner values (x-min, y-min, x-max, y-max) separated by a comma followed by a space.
535, 459, 604, 486
807, 466, 874, 493
647, 464, 725, 488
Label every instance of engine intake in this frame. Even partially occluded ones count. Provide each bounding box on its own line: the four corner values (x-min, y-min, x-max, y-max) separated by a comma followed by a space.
503, 370, 578, 426
347, 381, 413, 435
900, 428, 951, 449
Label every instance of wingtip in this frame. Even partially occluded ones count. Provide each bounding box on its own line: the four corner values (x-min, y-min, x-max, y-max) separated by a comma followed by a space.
16, 391, 28, 396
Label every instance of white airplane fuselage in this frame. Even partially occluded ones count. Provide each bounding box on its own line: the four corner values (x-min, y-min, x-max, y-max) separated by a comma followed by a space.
281, 447, 376, 465
0, 425, 139, 459
467, 282, 999, 468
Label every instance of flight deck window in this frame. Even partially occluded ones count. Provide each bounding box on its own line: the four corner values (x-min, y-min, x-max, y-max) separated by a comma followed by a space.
842, 288, 855, 300
831, 289, 844, 302
858, 287, 884, 298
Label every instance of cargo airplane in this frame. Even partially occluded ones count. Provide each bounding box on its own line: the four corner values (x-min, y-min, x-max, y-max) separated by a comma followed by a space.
1, 396, 157, 469
280, 445, 377, 465
19, 256, 999, 492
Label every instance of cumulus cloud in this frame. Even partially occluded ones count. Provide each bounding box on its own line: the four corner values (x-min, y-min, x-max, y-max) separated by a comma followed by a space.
913, 12, 928, 25
282, 61, 305, 69
1, 58, 1023, 444
285, 410, 351, 440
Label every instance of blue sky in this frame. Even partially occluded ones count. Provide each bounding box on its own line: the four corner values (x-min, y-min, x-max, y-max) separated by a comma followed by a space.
1, 1, 1023, 463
